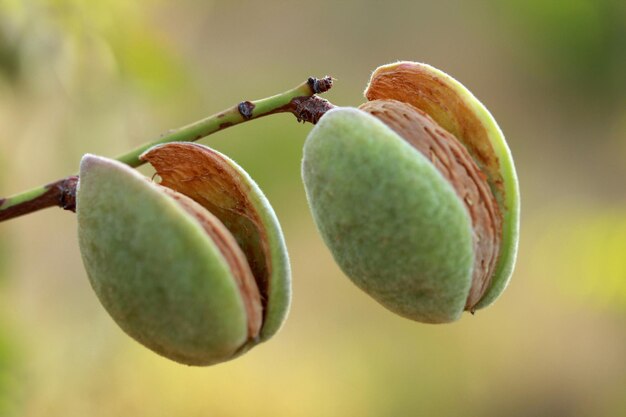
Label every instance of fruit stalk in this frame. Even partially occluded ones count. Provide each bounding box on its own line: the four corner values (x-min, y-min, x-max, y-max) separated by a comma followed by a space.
0, 76, 335, 223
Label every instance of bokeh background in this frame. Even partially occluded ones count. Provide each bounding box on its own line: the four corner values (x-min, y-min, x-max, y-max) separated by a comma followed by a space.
1, 0, 625, 415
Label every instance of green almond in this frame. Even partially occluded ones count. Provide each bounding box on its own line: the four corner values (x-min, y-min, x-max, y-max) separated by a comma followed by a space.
77, 142, 290, 365
302, 108, 474, 323
303, 62, 520, 322
365, 61, 520, 310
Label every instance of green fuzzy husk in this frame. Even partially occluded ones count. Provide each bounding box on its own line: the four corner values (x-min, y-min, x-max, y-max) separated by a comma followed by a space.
78, 155, 250, 366
302, 108, 474, 323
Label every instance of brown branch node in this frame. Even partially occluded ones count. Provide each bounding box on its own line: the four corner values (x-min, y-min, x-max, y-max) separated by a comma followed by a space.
289, 95, 336, 124
238, 101, 255, 120
58, 176, 79, 212
308, 76, 333, 94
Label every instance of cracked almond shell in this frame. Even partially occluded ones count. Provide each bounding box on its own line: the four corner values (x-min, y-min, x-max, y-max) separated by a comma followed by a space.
77, 142, 291, 365
302, 62, 519, 323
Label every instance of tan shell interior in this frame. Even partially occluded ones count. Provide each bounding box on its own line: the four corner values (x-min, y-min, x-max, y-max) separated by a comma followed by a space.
365, 63, 505, 202
360, 100, 502, 310
142, 143, 271, 336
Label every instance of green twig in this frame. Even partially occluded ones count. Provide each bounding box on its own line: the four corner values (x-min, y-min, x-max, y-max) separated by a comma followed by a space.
0, 76, 335, 223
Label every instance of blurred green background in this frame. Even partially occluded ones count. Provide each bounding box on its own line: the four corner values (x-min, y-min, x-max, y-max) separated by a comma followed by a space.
1, 0, 625, 415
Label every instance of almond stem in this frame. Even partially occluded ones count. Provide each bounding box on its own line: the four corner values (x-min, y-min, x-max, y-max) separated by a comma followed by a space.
0, 77, 335, 223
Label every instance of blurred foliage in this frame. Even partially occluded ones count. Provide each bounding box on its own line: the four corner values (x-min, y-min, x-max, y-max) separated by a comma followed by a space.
530, 207, 626, 310
490, 0, 626, 103
0, 162, 5, 285
0, 0, 192, 97
0, 25, 20, 82
0, 322, 20, 417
